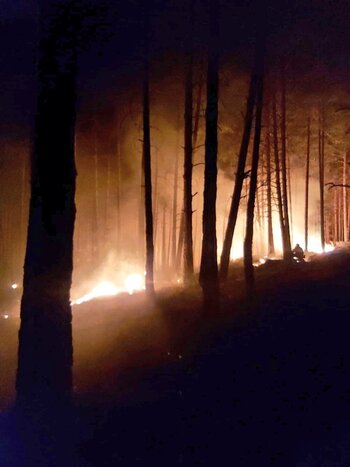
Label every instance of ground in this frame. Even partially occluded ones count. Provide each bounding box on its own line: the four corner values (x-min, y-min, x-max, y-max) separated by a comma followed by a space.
1, 250, 350, 466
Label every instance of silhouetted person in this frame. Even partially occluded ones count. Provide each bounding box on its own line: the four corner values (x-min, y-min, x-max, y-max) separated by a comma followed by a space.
292, 243, 305, 262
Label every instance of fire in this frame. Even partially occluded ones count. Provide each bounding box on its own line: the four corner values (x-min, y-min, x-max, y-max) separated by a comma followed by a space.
72, 273, 145, 306
124, 273, 144, 295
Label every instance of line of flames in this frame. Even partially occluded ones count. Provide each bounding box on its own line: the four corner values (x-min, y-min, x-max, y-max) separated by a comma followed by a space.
72, 235, 335, 306
71, 273, 145, 306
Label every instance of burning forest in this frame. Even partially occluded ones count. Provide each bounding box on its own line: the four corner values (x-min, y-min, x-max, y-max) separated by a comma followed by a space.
1, 0, 350, 466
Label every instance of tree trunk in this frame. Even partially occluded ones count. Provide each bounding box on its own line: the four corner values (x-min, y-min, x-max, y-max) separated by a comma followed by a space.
305, 117, 310, 252
280, 67, 292, 258
138, 151, 145, 259
176, 212, 184, 273
17, 4, 77, 407
92, 121, 100, 265
318, 112, 325, 251
219, 44, 259, 280
171, 148, 179, 269
161, 205, 167, 270
115, 130, 121, 257
343, 152, 348, 242
199, 0, 219, 303
287, 151, 293, 245
183, 0, 195, 284
244, 41, 265, 294
143, 18, 155, 295
266, 103, 275, 256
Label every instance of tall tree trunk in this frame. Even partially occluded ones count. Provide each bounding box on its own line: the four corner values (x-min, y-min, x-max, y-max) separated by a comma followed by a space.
143, 18, 155, 295
92, 121, 100, 264
287, 151, 293, 245
183, 0, 195, 284
177, 67, 203, 276
20, 157, 28, 255
280, 67, 292, 258
333, 188, 338, 242
343, 152, 348, 242
172, 148, 179, 269
266, 107, 275, 256
161, 205, 167, 270
219, 43, 259, 280
17, 3, 77, 407
272, 92, 285, 255
176, 212, 184, 273
318, 111, 325, 251
138, 151, 145, 259
305, 117, 310, 252
244, 41, 265, 294
199, 0, 219, 303
115, 130, 121, 257
193, 76, 203, 150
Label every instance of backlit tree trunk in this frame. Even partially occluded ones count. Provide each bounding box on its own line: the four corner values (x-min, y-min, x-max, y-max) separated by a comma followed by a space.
318, 111, 325, 251
343, 152, 348, 242
171, 148, 179, 269
305, 117, 310, 251
219, 43, 258, 280
266, 105, 275, 256
280, 67, 292, 258
199, 0, 219, 303
17, 3, 77, 407
244, 41, 265, 294
143, 17, 155, 295
183, 0, 195, 284
272, 91, 288, 258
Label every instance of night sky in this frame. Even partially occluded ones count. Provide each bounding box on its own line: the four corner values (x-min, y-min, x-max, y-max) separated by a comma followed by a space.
1, 0, 349, 140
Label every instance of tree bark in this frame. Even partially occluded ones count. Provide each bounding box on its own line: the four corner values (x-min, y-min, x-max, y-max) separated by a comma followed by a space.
172, 148, 179, 269
280, 67, 292, 258
343, 152, 348, 242
318, 111, 325, 251
115, 127, 121, 257
183, 0, 195, 284
272, 93, 285, 255
199, 0, 219, 303
17, 3, 77, 407
219, 43, 259, 280
143, 17, 155, 295
244, 41, 265, 295
266, 105, 275, 256
305, 117, 310, 252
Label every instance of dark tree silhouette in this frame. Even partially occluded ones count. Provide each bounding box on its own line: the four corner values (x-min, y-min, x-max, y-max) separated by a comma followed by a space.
143, 14, 155, 296
16, 0, 108, 409
199, 0, 219, 304
244, 39, 265, 294
319, 109, 325, 251
183, 0, 195, 284
17, 2, 78, 407
272, 91, 288, 258
280, 67, 292, 258
305, 117, 311, 252
266, 103, 275, 256
219, 42, 259, 280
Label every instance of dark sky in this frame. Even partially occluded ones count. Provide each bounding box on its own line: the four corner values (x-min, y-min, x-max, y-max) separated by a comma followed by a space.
0, 0, 349, 142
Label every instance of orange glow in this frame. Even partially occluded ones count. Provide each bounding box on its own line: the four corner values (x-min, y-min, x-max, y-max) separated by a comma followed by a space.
72, 273, 145, 306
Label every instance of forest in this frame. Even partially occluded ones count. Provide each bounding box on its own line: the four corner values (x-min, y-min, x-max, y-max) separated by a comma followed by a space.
1, 0, 350, 465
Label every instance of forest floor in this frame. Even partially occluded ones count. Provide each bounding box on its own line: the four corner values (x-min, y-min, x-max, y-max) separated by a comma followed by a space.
1, 249, 350, 466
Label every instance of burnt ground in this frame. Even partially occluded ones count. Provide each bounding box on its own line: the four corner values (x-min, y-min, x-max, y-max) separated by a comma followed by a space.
2, 250, 350, 466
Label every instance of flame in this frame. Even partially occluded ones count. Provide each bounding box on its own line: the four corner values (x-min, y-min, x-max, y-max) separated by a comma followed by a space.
72, 273, 145, 306
124, 273, 144, 295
